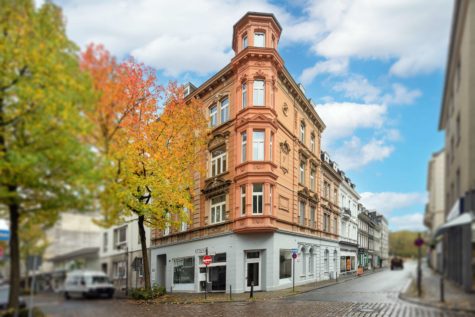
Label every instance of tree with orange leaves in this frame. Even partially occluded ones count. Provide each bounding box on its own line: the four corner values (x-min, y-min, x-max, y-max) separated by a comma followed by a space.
81, 44, 208, 291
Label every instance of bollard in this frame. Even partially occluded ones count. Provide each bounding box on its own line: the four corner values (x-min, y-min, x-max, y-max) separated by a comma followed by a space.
440, 276, 445, 302
250, 281, 254, 298
230, 285, 232, 301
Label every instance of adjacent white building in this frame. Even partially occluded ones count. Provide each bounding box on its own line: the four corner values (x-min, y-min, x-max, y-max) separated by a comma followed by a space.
99, 216, 151, 293
338, 173, 359, 275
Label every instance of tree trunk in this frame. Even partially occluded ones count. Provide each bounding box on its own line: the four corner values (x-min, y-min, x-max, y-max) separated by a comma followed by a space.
138, 215, 151, 290
8, 194, 20, 313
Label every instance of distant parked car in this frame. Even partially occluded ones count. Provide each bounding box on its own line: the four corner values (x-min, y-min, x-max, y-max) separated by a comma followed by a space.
0, 284, 26, 310
390, 257, 404, 270
63, 270, 114, 299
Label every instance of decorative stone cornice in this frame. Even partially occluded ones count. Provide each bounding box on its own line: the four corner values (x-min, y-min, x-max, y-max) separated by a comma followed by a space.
208, 131, 230, 150
202, 177, 232, 198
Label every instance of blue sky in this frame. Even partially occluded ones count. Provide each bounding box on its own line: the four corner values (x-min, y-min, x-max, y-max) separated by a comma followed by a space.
50, 0, 454, 231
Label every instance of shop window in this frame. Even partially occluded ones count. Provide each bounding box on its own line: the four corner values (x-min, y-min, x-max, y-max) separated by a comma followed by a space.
173, 257, 195, 284
279, 250, 292, 279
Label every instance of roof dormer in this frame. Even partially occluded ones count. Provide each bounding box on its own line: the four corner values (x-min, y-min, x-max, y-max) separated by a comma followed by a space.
232, 12, 282, 54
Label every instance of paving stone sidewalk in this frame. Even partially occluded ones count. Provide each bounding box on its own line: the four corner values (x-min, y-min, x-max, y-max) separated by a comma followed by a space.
133, 269, 384, 305
400, 263, 475, 313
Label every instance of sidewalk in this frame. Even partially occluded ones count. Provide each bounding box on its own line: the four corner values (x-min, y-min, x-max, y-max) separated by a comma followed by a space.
399, 263, 475, 313
138, 268, 384, 305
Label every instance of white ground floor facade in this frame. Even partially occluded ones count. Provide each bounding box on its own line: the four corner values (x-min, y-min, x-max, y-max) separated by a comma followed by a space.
339, 242, 358, 275
150, 231, 340, 293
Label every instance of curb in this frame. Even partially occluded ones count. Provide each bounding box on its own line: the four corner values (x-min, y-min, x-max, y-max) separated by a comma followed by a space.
398, 279, 475, 314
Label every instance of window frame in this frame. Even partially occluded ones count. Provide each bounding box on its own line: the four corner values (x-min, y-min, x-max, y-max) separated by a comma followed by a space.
242, 34, 248, 49
220, 97, 229, 123
210, 147, 227, 177
252, 130, 265, 161
252, 184, 263, 214
242, 82, 247, 109
209, 104, 217, 127
210, 195, 226, 224
241, 185, 246, 215
241, 131, 247, 162
253, 80, 265, 106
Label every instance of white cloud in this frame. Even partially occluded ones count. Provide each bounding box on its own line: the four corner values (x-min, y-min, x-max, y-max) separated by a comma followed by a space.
360, 192, 427, 216
56, 0, 289, 76
299, 58, 348, 84
309, 0, 453, 77
382, 83, 422, 105
316, 102, 386, 142
331, 137, 394, 170
388, 213, 425, 231
333, 75, 422, 106
333, 75, 380, 103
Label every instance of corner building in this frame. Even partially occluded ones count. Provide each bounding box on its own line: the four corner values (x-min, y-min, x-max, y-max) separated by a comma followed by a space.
150, 12, 341, 293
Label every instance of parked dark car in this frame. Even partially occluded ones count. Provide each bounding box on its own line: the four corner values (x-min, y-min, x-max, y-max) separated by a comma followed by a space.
390, 257, 404, 270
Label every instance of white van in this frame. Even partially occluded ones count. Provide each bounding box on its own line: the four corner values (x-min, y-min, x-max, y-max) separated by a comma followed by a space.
63, 270, 114, 299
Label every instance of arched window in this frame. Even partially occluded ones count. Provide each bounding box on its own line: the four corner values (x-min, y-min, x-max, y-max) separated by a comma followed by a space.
300, 246, 306, 276
309, 248, 315, 274
333, 250, 338, 273
324, 249, 329, 272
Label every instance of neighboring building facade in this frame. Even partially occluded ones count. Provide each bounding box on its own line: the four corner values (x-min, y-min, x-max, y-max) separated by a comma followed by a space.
149, 12, 344, 294
99, 217, 151, 294
376, 214, 389, 268
369, 211, 382, 268
38, 212, 102, 291
437, 0, 475, 293
338, 171, 359, 275
357, 206, 370, 270
424, 149, 446, 272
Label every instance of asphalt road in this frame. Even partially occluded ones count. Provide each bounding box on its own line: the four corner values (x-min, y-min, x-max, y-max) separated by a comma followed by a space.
35, 262, 473, 317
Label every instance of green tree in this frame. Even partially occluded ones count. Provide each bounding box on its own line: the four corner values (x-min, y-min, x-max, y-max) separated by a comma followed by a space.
389, 230, 421, 258
0, 0, 97, 311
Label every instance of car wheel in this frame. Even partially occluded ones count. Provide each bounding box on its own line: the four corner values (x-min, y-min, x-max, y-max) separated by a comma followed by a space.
64, 292, 71, 300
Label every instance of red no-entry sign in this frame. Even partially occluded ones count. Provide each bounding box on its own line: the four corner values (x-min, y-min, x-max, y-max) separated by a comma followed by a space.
203, 255, 212, 266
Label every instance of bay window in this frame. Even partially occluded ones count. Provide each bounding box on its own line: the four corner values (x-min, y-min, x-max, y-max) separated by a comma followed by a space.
270, 133, 273, 161
252, 184, 263, 214
253, 80, 264, 106
241, 185, 246, 215
241, 132, 247, 162
252, 131, 265, 160
210, 195, 226, 224
254, 32, 265, 47
242, 83, 247, 109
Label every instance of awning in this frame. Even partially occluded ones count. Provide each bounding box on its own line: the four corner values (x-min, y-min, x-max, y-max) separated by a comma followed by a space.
435, 211, 474, 237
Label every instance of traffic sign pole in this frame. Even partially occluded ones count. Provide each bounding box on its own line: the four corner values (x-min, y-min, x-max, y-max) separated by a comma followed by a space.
291, 249, 298, 292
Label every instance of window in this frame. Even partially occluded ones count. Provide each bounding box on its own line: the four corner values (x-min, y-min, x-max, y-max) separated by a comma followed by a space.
220, 97, 229, 123
323, 213, 330, 232
301, 247, 306, 275
323, 181, 330, 199
103, 232, 108, 252
300, 122, 305, 143
113, 226, 127, 249
334, 217, 337, 234
209, 105, 217, 127
210, 147, 227, 177
299, 161, 305, 184
270, 133, 273, 161
310, 206, 315, 227
324, 249, 329, 272
113, 261, 126, 279
173, 257, 194, 284
241, 185, 246, 215
310, 168, 315, 191
252, 131, 265, 160
456, 113, 460, 144
333, 250, 338, 272
252, 184, 263, 214
242, 83, 247, 109
342, 222, 346, 238
334, 189, 338, 204
242, 34, 248, 49
299, 201, 305, 225
310, 134, 315, 152
270, 185, 273, 214
164, 212, 170, 236
253, 80, 264, 106
279, 250, 292, 279
210, 195, 226, 224
241, 132, 247, 162
309, 248, 314, 274
254, 32, 265, 47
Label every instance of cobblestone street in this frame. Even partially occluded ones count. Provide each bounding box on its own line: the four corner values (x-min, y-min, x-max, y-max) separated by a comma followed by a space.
35, 262, 474, 317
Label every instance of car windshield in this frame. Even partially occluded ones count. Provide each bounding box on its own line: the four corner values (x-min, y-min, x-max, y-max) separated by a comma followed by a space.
92, 276, 109, 284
